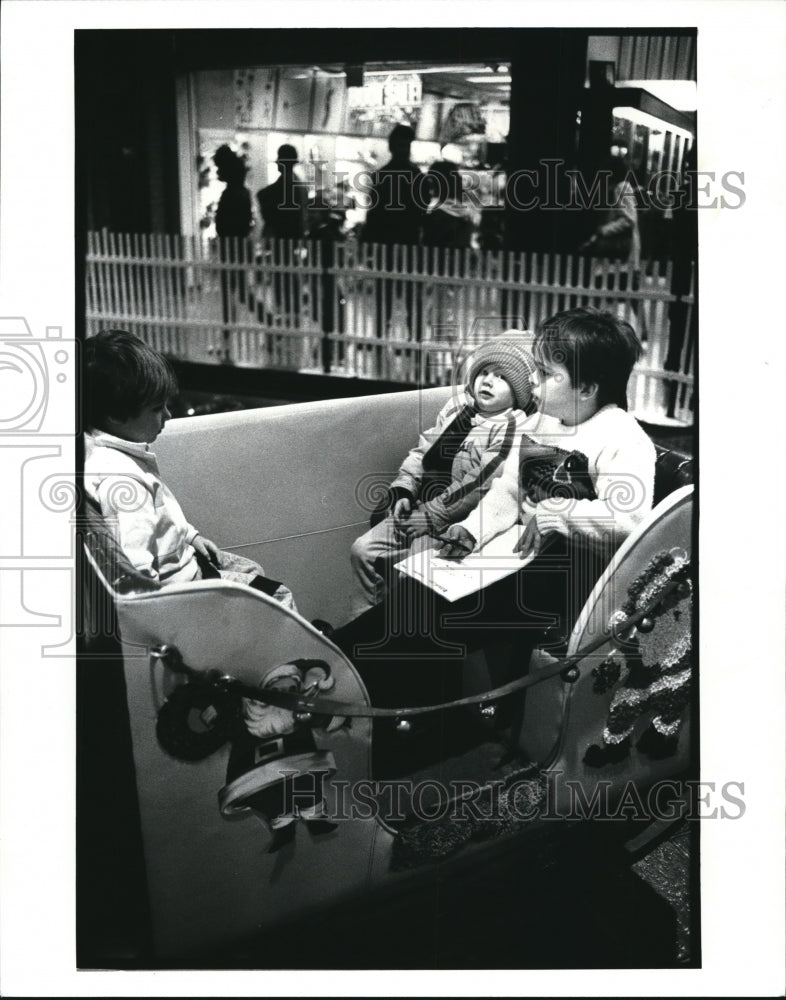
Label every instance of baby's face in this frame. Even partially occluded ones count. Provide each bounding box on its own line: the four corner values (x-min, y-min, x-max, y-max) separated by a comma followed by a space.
473, 365, 514, 414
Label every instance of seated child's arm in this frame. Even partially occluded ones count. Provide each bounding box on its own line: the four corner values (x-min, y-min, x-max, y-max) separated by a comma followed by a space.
438, 523, 477, 559
370, 393, 467, 526
516, 436, 656, 557
404, 413, 521, 538
442, 426, 656, 559
191, 533, 222, 567
369, 484, 415, 528
94, 473, 218, 583
94, 474, 162, 581
445, 444, 523, 552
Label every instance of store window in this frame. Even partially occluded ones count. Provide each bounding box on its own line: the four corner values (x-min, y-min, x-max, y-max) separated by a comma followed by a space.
181, 63, 511, 251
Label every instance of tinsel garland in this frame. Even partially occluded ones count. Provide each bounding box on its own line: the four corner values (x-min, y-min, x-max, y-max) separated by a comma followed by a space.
587, 548, 693, 758
391, 765, 546, 870
592, 548, 692, 694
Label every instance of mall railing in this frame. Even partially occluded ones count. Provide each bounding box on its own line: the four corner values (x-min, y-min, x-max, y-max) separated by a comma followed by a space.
85, 231, 695, 425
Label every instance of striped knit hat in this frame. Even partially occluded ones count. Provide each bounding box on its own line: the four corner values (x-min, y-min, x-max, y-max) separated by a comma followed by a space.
467, 334, 537, 411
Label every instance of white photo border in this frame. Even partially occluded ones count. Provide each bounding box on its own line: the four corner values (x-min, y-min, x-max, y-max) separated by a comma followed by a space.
1, 1, 784, 996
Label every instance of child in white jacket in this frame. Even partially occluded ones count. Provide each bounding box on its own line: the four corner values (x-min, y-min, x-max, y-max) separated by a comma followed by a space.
83, 330, 296, 609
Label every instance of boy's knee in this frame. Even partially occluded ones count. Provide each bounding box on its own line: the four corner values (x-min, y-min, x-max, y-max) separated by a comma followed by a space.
352, 522, 401, 581
350, 532, 373, 567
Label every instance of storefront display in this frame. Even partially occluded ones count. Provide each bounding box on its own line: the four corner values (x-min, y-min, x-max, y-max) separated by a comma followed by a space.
185, 64, 510, 246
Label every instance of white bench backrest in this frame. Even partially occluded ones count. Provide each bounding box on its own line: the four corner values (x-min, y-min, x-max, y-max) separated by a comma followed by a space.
154, 385, 453, 626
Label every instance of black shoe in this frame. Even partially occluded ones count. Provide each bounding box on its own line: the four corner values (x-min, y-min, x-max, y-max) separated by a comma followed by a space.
267, 822, 296, 853
583, 737, 631, 767
304, 818, 339, 836
311, 619, 335, 639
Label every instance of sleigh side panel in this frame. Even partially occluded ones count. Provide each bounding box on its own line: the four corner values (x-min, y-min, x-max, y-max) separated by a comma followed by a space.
547, 486, 694, 812
115, 580, 398, 959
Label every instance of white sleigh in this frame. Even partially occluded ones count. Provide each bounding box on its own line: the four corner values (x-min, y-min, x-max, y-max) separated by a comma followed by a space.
81, 385, 694, 962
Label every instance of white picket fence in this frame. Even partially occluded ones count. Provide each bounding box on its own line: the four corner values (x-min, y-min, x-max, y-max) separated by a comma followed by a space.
85, 231, 695, 425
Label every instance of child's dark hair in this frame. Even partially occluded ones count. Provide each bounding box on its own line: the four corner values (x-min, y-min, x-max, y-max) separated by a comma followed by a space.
83, 330, 178, 431
533, 307, 642, 410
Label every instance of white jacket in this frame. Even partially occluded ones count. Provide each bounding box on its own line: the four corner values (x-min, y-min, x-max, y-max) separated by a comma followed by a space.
84, 430, 201, 585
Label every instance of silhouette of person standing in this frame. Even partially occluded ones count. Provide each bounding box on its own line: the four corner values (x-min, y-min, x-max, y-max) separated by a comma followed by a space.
421, 160, 478, 347
362, 124, 427, 343
257, 144, 309, 239
257, 144, 309, 330
213, 145, 253, 362
580, 157, 642, 329
214, 144, 253, 240
422, 160, 477, 250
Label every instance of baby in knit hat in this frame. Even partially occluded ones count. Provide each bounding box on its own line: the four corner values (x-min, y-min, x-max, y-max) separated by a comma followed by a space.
349, 333, 538, 615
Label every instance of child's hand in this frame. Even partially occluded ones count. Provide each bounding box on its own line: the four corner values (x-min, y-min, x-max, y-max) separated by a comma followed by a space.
392, 496, 412, 522
370, 486, 414, 527
397, 508, 432, 539
437, 525, 476, 560
193, 534, 221, 567
513, 517, 545, 559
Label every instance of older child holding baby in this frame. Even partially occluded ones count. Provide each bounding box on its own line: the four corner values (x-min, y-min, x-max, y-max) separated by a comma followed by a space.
441, 306, 655, 562
333, 308, 656, 713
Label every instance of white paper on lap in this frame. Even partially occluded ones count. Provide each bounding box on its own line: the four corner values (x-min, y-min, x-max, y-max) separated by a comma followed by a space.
395, 525, 536, 602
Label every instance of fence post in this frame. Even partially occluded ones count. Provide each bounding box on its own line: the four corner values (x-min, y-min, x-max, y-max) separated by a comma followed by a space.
319, 236, 335, 374
665, 259, 696, 422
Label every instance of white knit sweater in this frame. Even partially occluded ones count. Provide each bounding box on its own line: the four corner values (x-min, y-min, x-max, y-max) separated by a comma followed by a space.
459, 405, 656, 550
